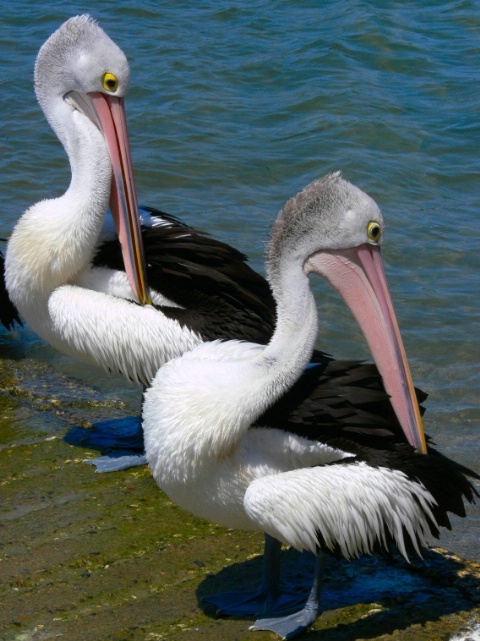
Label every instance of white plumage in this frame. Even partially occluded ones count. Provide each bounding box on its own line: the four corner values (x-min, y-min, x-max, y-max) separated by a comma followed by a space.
48, 285, 199, 384
245, 463, 436, 559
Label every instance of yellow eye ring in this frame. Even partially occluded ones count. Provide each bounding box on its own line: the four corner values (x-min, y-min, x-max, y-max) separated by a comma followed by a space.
367, 221, 381, 243
102, 72, 119, 93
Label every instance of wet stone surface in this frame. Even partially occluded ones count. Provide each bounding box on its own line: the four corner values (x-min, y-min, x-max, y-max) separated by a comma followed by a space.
0, 354, 479, 641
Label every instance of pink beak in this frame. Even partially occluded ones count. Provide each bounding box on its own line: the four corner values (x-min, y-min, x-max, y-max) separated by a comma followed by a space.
306, 244, 428, 454
90, 92, 151, 306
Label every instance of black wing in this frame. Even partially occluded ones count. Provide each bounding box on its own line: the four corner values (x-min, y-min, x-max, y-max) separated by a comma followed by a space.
255, 358, 424, 446
256, 359, 478, 534
95, 207, 274, 344
0, 250, 22, 331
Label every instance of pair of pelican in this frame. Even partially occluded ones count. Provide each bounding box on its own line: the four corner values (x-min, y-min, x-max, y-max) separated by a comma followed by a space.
4, 15, 477, 640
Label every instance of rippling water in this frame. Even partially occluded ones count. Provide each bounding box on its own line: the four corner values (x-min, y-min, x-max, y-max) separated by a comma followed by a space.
0, 1, 478, 558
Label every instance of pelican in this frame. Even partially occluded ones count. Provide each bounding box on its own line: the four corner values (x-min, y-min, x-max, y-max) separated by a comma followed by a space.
0, 251, 22, 331
143, 173, 478, 639
5, 15, 153, 381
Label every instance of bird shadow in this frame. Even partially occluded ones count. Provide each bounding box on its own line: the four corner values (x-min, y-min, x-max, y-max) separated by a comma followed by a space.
63, 415, 144, 455
196, 546, 479, 639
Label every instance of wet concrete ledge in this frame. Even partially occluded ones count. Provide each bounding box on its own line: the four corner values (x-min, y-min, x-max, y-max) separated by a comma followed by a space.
0, 355, 479, 641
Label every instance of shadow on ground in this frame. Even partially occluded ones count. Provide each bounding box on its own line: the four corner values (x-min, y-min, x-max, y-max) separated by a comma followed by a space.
198, 546, 480, 639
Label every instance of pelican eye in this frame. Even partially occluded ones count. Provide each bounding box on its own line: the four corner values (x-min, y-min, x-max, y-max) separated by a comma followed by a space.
367, 221, 381, 243
102, 72, 119, 92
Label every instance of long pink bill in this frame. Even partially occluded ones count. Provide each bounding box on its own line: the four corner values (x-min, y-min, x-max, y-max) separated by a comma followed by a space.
90, 92, 151, 306
306, 244, 427, 454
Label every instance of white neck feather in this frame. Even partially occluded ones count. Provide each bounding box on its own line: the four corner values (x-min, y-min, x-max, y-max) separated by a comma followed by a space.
6, 101, 111, 317
144, 249, 318, 482
259, 252, 318, 377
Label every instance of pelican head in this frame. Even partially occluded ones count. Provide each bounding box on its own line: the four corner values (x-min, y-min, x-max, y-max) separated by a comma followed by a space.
35, 15, 130, 108
34, 15, 149, 304
270, 172, 427, 454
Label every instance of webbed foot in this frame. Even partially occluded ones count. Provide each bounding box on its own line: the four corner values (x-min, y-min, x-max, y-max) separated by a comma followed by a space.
84, 452, 147, 472
250, 603, 319, 639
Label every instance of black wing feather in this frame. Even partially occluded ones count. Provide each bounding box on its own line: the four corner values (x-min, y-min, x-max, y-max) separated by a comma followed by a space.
93, 207, 276, 343
0, 250, 22, 331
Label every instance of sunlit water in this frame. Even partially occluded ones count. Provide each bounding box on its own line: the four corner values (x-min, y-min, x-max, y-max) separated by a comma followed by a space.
0, 1, 478, 560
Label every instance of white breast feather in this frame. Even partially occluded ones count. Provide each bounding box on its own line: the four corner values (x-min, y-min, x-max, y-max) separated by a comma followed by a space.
75, 266, 182, 307
48, 284, 202, 384
244, 461, 438, 559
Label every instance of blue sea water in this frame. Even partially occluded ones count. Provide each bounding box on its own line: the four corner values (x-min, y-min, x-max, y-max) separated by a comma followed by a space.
0, 1, 478, 560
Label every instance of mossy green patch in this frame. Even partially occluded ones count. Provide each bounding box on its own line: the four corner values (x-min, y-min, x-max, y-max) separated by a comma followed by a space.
0, 354, 479, 640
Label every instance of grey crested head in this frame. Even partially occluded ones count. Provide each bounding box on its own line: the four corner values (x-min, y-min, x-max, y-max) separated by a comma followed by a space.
34, 15, 130, 106
267, 172, 383, 274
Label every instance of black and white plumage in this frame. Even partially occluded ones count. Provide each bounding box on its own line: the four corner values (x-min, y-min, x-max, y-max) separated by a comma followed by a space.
91, 206, 276, 346
3, 16, 477, 638
142, 173, 478, 639
5, 15, 154, 384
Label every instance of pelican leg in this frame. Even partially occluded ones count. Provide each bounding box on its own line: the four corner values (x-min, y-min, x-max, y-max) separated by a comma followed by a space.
203, 534, 313, 618
250, 551, 326, 639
